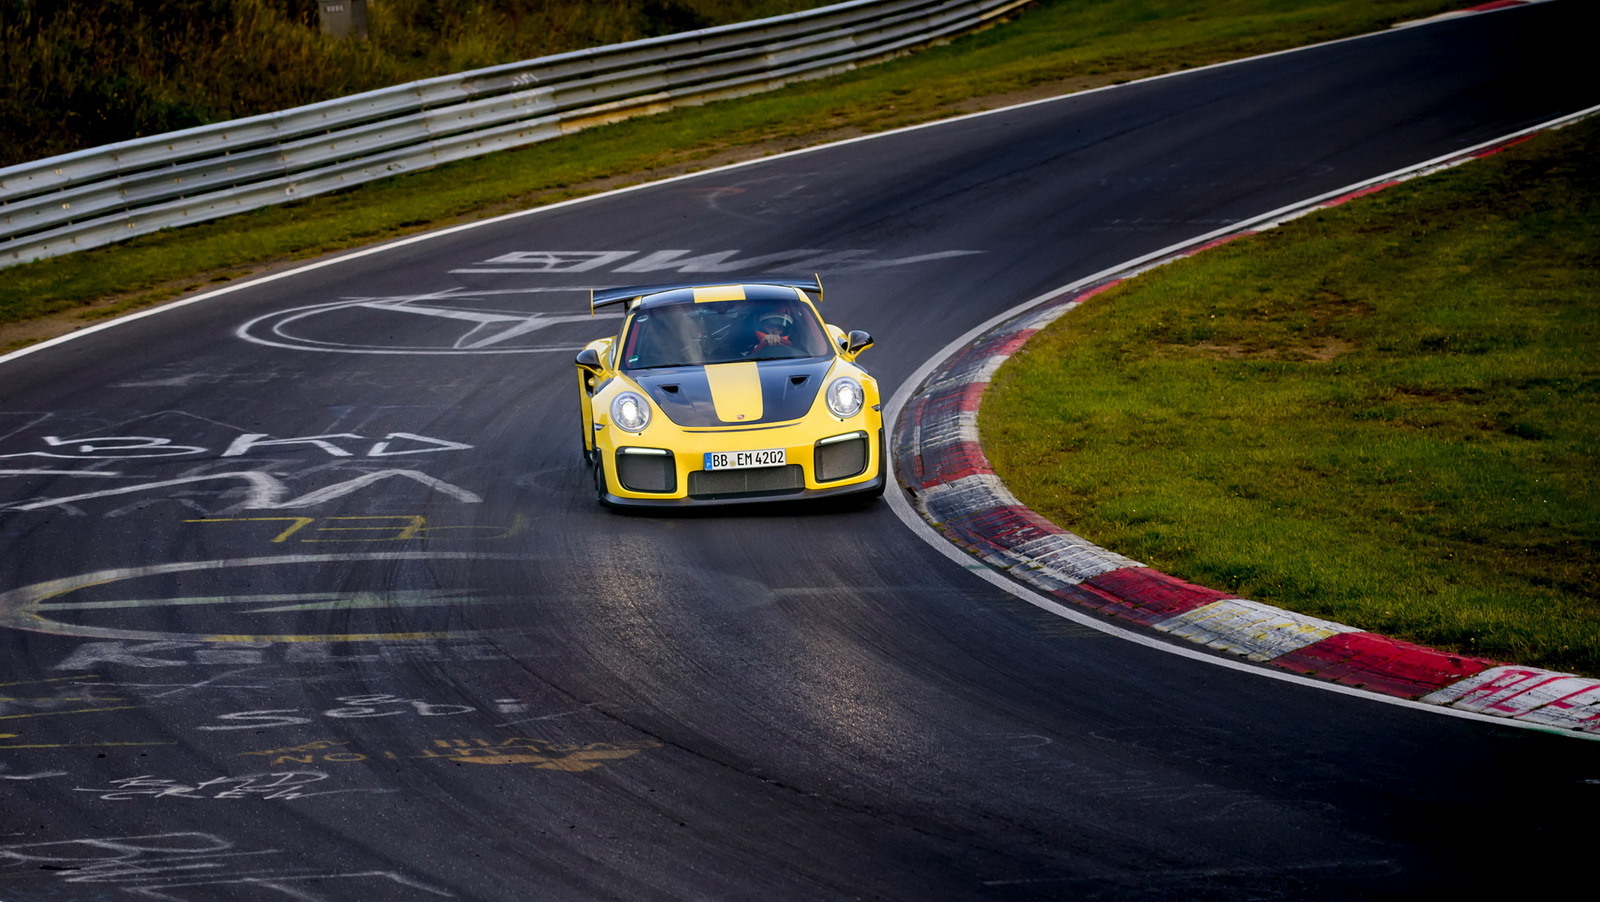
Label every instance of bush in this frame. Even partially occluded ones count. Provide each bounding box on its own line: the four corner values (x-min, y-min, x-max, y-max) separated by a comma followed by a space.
0, 0, 818, 166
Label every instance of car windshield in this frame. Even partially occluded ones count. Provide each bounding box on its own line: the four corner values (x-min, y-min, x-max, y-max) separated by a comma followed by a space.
620, 297, 833, 369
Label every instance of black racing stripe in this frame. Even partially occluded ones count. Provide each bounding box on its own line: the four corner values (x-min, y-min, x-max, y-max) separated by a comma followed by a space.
757, 359, 831, 423
633, 367, 720, 427
634, 359, 830, 427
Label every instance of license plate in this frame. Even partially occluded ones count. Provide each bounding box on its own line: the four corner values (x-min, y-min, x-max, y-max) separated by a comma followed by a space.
703, 448, 786, 470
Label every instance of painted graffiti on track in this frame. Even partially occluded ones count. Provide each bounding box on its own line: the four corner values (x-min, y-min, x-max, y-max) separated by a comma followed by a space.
0, 410, 482, 517
241, 736, 663, 773
0, 831, 453, 899
197, 695, 476, 731
72, 770, 395, 802
48, 638, 508, 672
235, 247, 983, 355
0, 553, 523, 644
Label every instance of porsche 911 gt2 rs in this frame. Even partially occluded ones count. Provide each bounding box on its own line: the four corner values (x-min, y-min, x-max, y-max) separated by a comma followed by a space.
575, 277, 885, 508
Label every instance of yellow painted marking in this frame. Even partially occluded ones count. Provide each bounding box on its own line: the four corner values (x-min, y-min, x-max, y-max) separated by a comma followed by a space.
230, 737, 661, 773
415, 513, 529, 540
692, 285, 745, 303
0, 676, 100, 688
0, 705, 140, 721
241, 591, 480, 613
240, 740, 349, 757
203, 631, 455, 643
705, 361, 764, 423
186, 515, 525, 543
451, 750, 641, 771
44, 593, 351, 611
38, 579, 117, 602
41, 590, 496, 614
0, 741, 175, 749
1, 697, 125, 703
301, 516, 427, 542
186, 517, 316, 542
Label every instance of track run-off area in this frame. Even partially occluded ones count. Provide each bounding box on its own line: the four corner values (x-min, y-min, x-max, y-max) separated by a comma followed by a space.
1, 3, 1597, 900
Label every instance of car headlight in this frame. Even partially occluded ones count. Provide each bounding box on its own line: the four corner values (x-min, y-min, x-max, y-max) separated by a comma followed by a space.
611, 391, 652, 433
826, 376, 864, 418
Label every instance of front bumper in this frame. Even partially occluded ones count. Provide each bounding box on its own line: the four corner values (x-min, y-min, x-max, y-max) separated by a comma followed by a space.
597, 427, 885, 508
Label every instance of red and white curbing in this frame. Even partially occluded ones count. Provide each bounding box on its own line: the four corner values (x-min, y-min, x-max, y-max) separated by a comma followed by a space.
1393, 0, 1550, 29
892, 108, 1600, 736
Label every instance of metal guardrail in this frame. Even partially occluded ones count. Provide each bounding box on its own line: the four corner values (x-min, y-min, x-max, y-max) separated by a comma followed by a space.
0, 0, 1030, 267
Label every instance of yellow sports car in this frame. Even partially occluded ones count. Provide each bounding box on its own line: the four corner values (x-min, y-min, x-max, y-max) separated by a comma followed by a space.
575, 277, 885, 508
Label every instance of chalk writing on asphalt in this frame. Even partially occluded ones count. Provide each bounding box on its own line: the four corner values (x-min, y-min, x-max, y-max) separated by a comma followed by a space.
73, 770, 394, 802
1, 553, 518, 644
241, 737, 663, 772
0, 431, 472, 461
0, 831, 452, 898
52, 639, 505, 670
197, 696, 475, 731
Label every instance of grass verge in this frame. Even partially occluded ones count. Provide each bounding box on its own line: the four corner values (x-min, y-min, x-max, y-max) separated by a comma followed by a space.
0, 0, 1463, 350
980, 118, 1600, 676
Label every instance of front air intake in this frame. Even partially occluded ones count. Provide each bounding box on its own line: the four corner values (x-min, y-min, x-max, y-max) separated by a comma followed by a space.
616, 448, 676, 493
814, 433, 868, 482
688, 465, 804, 500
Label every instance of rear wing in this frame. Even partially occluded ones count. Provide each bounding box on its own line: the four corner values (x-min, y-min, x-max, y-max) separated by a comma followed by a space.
589, 275, 823, 315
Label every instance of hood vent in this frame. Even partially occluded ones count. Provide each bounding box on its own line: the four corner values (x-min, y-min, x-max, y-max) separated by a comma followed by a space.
633, 359, 831, 427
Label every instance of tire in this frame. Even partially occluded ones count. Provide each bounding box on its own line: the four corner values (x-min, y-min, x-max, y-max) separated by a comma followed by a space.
579, 397, 594, 465
593, 455, 613, 507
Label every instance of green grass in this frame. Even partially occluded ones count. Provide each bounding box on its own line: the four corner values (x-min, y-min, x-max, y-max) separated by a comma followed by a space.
980, 119, 1600, 676
0, 0, 1463, 343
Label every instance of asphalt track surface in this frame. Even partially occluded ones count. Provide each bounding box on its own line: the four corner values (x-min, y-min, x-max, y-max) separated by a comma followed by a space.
1, 4, 1597, 900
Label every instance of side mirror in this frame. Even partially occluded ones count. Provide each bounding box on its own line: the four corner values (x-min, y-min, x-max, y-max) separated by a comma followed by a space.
845, 330, 874, 356
575, 347, 604, 373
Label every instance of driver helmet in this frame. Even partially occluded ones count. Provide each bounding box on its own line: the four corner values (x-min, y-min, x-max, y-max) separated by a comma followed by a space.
757, 310, 793, 332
